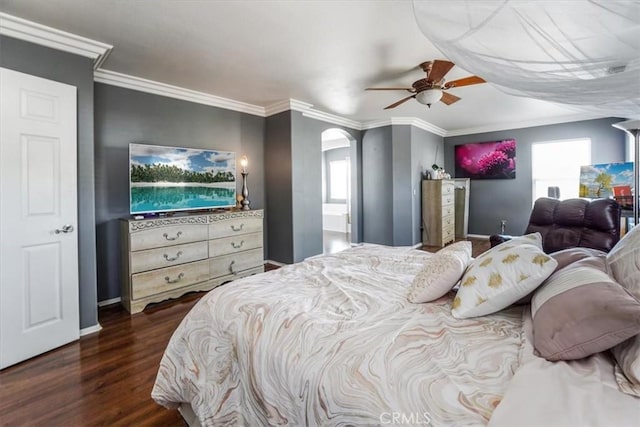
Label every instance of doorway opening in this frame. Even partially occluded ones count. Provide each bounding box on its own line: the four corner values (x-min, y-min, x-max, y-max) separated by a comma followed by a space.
321, 129, 353, 254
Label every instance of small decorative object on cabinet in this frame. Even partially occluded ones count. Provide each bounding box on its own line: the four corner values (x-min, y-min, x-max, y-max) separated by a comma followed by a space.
422, 179, 455, 247
120, 210, 264, 314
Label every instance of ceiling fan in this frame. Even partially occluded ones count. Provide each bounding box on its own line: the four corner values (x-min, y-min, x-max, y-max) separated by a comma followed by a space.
366, 60, 486, 109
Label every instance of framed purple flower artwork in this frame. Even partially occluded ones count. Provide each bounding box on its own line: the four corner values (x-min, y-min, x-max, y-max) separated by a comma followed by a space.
454, 139, 516, 179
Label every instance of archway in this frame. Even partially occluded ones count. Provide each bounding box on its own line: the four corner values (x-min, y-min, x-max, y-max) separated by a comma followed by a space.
321, 128, 356, 254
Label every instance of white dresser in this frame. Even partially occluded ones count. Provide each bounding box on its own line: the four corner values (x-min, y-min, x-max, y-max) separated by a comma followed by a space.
421, 180, 455, 247
120, 210, 264, 313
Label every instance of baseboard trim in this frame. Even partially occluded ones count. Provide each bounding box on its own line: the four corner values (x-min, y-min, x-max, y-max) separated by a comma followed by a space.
98, 297, 121, 307
80, 323, 102, 337
265, 259, 286, 267
467, 234, 491, 240
411, 243, 423, 249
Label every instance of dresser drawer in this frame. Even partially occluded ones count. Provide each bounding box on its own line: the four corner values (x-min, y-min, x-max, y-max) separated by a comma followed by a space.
210, 248, 264, 278
442, 204, 454, 217
442, 182, 455, 195
209, 232, 263, 257
443, 224, 455, 244
131, 259, 210, 300
442, 214, 455, 229
442, 193, 455, 206
209, 217, 263, 239
130, 241, 208, 274
130, 224, 208, 251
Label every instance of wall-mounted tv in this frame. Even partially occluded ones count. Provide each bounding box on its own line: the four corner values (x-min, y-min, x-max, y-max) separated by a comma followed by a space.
129, 143, 236, 215
454, 139, 516, 179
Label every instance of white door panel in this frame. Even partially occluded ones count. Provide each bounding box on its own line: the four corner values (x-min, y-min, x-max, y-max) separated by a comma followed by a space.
0, 67, 79, 369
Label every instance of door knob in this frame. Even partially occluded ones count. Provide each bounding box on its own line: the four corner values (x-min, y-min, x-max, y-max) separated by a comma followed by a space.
55, 225, 74, 234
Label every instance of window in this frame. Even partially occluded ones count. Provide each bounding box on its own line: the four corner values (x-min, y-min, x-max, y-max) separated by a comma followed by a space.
531, 139, 591, 203
329, 159, 348, 201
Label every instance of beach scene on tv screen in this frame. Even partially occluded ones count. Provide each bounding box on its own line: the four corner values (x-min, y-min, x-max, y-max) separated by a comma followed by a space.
130, 144, 236, 214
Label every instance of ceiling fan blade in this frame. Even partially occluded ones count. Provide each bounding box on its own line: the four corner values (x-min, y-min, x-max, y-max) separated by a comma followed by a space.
365, 87, 414, 91
444, 76, 486, 89
427, 60, 455, 83
440, 92, 461, 105
384, 95, 415, 109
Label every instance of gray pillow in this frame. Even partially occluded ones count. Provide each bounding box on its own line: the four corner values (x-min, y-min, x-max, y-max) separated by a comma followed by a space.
531, 257, 640, 361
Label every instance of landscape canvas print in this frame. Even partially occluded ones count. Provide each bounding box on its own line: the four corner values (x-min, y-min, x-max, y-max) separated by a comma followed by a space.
579, 162, 634, 203
129, 143, 236, 214
454, 139, 516, 179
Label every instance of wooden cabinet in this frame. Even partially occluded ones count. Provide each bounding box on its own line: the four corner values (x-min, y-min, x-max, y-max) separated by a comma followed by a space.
121, 210, 264, 313
422, 180, 456, 247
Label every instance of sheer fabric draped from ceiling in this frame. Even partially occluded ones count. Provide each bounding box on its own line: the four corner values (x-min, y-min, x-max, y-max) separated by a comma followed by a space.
413, 1, 640, 118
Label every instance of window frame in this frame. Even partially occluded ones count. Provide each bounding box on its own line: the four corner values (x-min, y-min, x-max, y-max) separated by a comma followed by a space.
530, 138, 591, 205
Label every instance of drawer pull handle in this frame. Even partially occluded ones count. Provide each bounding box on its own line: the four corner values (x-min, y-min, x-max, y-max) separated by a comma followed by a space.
231, 240, 245, 249
163, 231, 183, 241
165, 273, 184, 284
229, 260, 237, 275
230, 223, 244, 232
164, 251, 183, 262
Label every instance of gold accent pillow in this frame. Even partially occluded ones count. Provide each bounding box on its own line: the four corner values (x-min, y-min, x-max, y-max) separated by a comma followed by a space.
452, 240, 556, 318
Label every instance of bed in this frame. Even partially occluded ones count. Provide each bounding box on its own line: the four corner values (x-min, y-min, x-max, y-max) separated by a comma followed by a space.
152, 243, 640, 426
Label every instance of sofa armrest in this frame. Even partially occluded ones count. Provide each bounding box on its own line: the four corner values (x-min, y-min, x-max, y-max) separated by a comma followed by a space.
490, 234, 513, 248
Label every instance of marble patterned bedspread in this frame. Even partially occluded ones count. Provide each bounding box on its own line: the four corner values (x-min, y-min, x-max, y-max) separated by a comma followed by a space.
152, 244, 524, 426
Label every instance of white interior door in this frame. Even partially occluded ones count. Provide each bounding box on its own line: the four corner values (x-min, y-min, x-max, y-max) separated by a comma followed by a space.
0, 68, 79, 369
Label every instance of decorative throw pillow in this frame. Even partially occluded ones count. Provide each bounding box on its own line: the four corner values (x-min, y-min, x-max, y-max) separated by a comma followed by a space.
531, 256, 640, 361
408, 241, 471, 303
607, 224, 640, 299
497, 232, 544, 250
606, 225, 640, 392
550, 246, 607, 273
613, 338, 640, 397
451, 239, 556, 318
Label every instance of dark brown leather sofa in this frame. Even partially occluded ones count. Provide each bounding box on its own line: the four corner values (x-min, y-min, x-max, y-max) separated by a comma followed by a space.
489, 197, 622, 253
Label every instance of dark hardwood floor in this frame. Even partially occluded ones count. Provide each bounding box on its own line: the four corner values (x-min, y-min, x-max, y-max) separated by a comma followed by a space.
0, 238, 488, 426
0, 294, 205, 426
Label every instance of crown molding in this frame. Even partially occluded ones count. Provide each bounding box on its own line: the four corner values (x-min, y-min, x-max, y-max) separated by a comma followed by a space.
301, 108, 362, 130
263, 99, 362, 130
445, 112, 605, 137
263, 99, 314, 116
362, 117, 446, 136
0, 12, 112, 69
94, 69, 266, 116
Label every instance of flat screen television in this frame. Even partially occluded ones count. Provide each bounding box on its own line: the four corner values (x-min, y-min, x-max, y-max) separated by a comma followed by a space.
129, 143, 236, 215
454, 139, 516, 179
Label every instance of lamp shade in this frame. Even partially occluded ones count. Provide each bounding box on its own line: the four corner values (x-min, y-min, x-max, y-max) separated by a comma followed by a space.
415, 89, 443, 106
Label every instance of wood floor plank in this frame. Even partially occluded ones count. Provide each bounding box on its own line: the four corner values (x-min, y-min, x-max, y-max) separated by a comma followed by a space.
0, 292, 205, 426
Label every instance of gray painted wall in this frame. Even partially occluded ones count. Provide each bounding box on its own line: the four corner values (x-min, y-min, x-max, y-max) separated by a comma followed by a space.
291, 112, 362, 262
264, 111, 293, 263
362, 126, 394, 244
94, 83, 265, 301
411, 127, 444, 244
444, 118, 627, 235
266, 111, 361, 264
392, 126, 413, 246
0, 35, 99, 329
362, 125, 444, 246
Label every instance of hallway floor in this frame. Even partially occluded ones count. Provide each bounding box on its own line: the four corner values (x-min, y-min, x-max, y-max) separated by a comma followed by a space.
323, 230, 351, 254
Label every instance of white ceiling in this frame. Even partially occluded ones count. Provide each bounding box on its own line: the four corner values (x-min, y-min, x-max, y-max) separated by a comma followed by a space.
0, 0, 604, 134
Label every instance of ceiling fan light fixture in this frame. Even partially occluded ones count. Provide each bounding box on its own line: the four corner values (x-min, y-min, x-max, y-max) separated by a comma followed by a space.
415, 89, 443, 107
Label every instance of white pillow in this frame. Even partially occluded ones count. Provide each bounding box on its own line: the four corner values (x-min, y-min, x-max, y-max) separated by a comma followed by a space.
408, 241, 472, 303
452, 240, 557, 318
500, 232, 543, 250
607, 225, 640, 395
